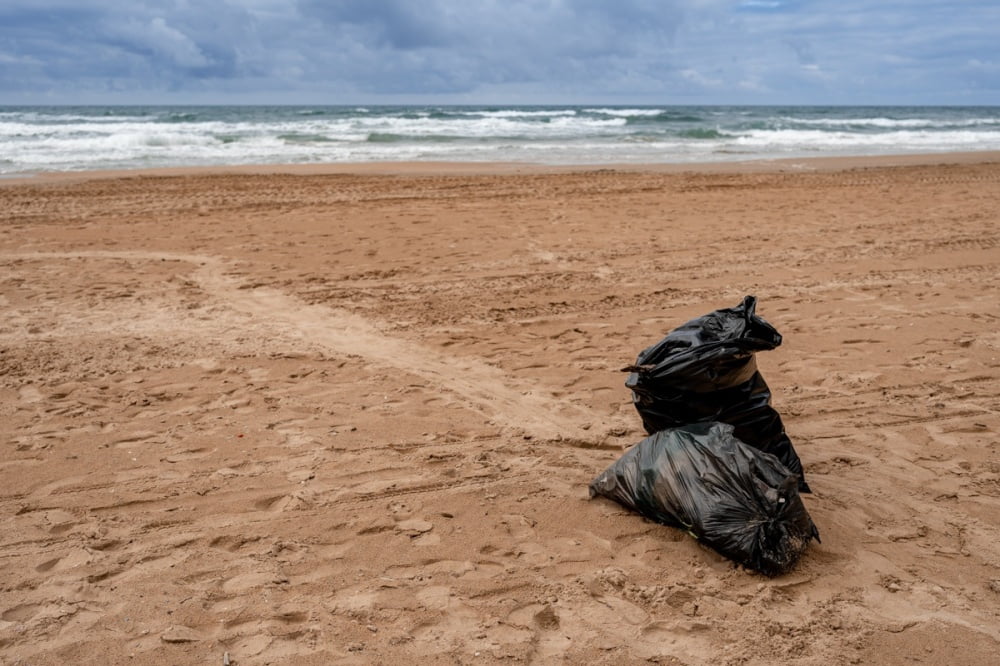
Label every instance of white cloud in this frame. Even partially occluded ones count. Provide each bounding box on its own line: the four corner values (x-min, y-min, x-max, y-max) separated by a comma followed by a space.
681, 68, 722, 88
143, 16, 210, 67
0, 51, 42, 65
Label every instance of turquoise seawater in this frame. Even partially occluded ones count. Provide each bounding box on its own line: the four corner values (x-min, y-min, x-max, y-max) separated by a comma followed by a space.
1, 105, 999, 173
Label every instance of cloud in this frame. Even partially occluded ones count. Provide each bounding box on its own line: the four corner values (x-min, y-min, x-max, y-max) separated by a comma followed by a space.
0, 0, 997, 103
738, 1, 785, 11
0, 1, 262, 95
291, 0, 686, 95
298, 0, 454, 50
677, 0, 1000, 102
116, 16, 210, 68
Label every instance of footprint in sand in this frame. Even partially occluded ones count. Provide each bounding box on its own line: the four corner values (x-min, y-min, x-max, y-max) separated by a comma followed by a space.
252, 491, 313, 513
34, 547, 93, 573
2, 603, 43, 623
18, 385, 44, 403
160, 447, 214, 463
394, 516, 439, 546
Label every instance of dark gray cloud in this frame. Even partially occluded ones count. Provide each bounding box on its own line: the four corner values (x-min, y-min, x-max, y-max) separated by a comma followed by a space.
291, 0, 684, 95
0, 0, 996, 104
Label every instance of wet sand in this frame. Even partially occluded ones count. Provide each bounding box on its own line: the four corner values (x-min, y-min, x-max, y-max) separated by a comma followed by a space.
2, 154, 1000, 664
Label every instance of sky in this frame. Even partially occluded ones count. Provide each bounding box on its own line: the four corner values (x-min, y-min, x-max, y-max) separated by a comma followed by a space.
1, 0, 998, 105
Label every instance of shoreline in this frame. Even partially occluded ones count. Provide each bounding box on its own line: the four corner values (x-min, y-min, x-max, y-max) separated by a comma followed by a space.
3, 149, 1000, 185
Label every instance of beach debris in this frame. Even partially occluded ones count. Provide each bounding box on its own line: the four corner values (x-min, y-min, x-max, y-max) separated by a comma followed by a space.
223, 652, 231, 666
623, 295, 809, 492
590, 422, 819, 576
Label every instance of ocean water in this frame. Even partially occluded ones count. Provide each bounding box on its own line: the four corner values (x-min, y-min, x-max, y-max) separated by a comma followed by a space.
2, 105, 999, 174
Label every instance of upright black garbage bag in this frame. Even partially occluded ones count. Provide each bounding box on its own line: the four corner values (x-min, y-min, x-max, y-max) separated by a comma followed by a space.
589, 422, 819, 576
624, 295, 810, 492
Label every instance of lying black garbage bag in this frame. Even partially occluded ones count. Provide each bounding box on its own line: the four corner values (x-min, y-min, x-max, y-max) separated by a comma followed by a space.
624, 295, 810, 492
589, 422, 820, 576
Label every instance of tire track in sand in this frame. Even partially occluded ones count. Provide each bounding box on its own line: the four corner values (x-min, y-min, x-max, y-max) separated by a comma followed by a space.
2, 250, 600, 443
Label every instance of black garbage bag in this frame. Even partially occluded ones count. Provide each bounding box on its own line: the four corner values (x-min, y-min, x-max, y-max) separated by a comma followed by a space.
589, 422, 819, 576
624, 295, 810, 492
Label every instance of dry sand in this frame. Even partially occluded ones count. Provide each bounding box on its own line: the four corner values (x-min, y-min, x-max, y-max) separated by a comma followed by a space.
2, 154, 1000, 665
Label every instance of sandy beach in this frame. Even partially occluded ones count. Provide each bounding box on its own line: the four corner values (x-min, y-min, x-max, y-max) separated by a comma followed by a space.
2, 154, 1000, 665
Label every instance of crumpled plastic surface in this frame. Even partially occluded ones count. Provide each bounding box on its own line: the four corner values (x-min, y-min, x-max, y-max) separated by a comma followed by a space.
624, 295, 809, 492
589, 422, 820, 576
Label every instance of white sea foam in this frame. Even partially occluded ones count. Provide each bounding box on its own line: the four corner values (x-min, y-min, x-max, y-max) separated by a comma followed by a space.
471, 109, 578, 118
1, 105, 999, 172
584, 108, 667, 116
777, 116, 1000, 129
735, 128, 997, 149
